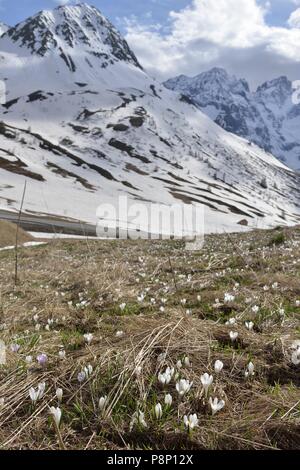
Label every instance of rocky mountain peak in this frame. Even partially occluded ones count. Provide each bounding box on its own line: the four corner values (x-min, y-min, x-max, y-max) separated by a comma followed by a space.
3, 3, 142, 69
165, 68, 300, 169
255, 76, 292, 107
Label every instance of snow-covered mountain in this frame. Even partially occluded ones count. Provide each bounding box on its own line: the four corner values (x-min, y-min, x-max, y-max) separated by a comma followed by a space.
0, 22, 8, 36
164, 68, 300, 171
0, 4, 300, 234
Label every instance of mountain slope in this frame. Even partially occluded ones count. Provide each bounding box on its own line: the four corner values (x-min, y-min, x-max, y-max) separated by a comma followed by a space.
0, 4, 300, 234
164, 68, 300, 171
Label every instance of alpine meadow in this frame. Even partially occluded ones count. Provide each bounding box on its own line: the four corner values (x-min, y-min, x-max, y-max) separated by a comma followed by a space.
0, 1, 299, 455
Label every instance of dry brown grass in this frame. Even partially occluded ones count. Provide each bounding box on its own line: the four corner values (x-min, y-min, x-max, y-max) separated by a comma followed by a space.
0, 220, 33, 248
0, 226, 299, 450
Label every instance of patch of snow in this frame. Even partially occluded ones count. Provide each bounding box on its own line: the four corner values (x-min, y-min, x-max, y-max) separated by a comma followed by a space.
0, 241, 47, 252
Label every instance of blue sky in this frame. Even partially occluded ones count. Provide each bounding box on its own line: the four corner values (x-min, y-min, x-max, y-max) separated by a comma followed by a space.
1, 1, 187, 27
0, 0, 296, 29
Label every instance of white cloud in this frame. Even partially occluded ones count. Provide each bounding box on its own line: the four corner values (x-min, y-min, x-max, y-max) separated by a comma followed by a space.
124, 0, 300, 87
54, 0, 72, 5
288, 8, 300, 27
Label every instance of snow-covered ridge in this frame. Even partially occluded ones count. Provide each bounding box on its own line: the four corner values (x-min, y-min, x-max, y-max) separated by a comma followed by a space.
0, 5, 300, 234
0, 22, 8, 36
164, 68, 300, 170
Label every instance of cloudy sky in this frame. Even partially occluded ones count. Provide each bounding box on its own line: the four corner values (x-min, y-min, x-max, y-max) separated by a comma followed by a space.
1, 0, 300, 88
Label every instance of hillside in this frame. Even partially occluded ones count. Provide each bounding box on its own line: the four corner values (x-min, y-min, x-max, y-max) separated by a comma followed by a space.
0, 220, 33, 248
0, 227, 299, 449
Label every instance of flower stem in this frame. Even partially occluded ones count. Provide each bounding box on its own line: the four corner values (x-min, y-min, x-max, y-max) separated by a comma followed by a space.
53, 419, 66, 450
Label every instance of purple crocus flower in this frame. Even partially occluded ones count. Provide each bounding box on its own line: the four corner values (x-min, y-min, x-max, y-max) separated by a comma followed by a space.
10, 344, 20, 353
77, 371, 86, 383
37, 353, 48, 366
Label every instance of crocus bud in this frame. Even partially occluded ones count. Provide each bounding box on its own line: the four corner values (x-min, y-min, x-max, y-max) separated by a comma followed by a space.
99, 396, 108, 411
56, 388, 63, 402
214, 360, 224, 373
155, 403, 163, 420
50, 406, 62, 428
164, 394, 172, 407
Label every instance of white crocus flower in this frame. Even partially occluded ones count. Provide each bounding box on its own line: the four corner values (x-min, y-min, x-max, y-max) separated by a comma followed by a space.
29, 388, 40, 404
184, 356, 191, 367
200, 373, 213, 397
245, 362, 255, 378
130, 410, 147, 429
56, 388, 63, 403
229, 331, 239, 342
59, 350, 66, 360
25, 355, 33, 364
50, 406, 62, 428
158, 373, 168, 385
84, 364, 93, 377
83, 333, 93, 345
252, 305, 259, 314
158, 367, 174, 385
184, 413, 198, 431
224, 293, 235, 303
119, 303, 126, 311
176, 379, 192, 396
38, 382, 46, 399
158, 373, 171, 385
214, 360, 224, 374
155, 403, 163, 420
209, 397, 225, 415
164, 394, 172, 407
245, 321, 254, 331
225, 317, 236, 326
166, 366, 175, 378
99, 396, 108, 411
